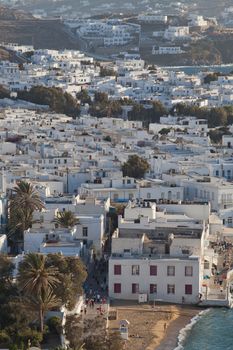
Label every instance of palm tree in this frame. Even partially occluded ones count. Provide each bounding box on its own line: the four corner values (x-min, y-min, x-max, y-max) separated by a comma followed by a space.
18, 253, 60, 332
54, 211, 79, 228
11, 181, 45, 212
24, 288, 61, 333
8, 181, 45, 243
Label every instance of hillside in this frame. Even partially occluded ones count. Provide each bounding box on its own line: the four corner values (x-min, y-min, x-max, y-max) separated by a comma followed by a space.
0, 7, 81, 50
0, 6, 34, 20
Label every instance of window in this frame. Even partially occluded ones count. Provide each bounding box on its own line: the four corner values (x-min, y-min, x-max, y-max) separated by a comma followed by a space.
114, 265, 121, 275
127, 179, 131, 184
132, 283, 139, 294
150, 265, 157, 276
167, 266, 175, 276
114, 283, 121, 294
228, 217, 232, 224
167, 284, 175, 294
132, 265, 140, 275
216, 170, 219, 177
185, 266, 193, 277
150, 284, 157, 294
227, 194, 232, 203
147, 193, 151, 199
185, 284, 192, 295
222, 194, 226, 203
82, 227, 88, 237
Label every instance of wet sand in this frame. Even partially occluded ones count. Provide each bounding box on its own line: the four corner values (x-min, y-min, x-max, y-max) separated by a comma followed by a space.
155, 307, 200, 350
109, 302, 200, 350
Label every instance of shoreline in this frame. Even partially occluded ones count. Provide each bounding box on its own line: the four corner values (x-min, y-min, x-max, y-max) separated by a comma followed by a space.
145, 305, 180, 350
109, 302, 203, 350
160, 63, 233, 69
155, 306, 202, 350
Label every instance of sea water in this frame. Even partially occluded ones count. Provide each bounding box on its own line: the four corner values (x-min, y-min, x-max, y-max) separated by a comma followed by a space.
174, 308, 233, 350
163, 64, 233, 75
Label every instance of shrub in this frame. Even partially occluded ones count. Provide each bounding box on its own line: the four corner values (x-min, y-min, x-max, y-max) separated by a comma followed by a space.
47, 316, 62, 335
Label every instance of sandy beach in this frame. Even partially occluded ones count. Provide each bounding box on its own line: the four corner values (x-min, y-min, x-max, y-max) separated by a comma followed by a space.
109, 301, 201, 350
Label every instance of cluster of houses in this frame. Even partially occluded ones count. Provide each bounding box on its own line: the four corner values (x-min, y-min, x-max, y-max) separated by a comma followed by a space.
2, 43, 233, 111
66, 19, 141, 47
0, 92, 233, 306
1, 41, 233, 307
151, 13, 217, 56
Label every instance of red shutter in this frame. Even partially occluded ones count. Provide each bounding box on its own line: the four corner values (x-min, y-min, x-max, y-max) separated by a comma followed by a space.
132, 283, 139, 294
114, 264, 121, 275
150, 284, 157, 294
114, 283, 121, 293
150, 265, 157, 276
185, 284, 192, 295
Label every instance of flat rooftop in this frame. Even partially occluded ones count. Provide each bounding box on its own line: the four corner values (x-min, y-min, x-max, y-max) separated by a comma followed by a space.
110, 253, 199, 261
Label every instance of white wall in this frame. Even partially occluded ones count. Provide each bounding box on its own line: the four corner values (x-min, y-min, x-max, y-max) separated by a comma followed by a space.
0, 142, 16, 155
124, 203, 156, 220
158, 203, 210, 221
75, 215, 104, 252
0, 234, 7, 253
109, 257, 200, 304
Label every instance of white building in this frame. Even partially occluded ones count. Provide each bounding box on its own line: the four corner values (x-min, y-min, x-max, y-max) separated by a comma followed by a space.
164, 26, 190, 41
152, 46, 184, 55
108, 201, 213, 303
138, 14, 168, 23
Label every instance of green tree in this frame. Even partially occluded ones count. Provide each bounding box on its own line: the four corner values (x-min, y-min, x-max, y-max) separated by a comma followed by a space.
0, 254, 14, 283
94, 92, 109, 104
122, 155, 150, 178
0, 85, 10, 99
8, 181, 45, 242
18, 86, 80, 117
89, 92, 122, 118
203, 72, 220, 84
159, 127, 171, 135
128, 101, 167, 126
76, 90, 91, 104
209, 107, 228, 127
54, 211, 79, 229
151, 100, 168, 122
65, 315, 83, 350
46, 254, 87, 310
209, 126, 231, 144
103, 135, 111, 142
18, 253, 60, 332
99, 66, 117, 77
47, 316, 62, 335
